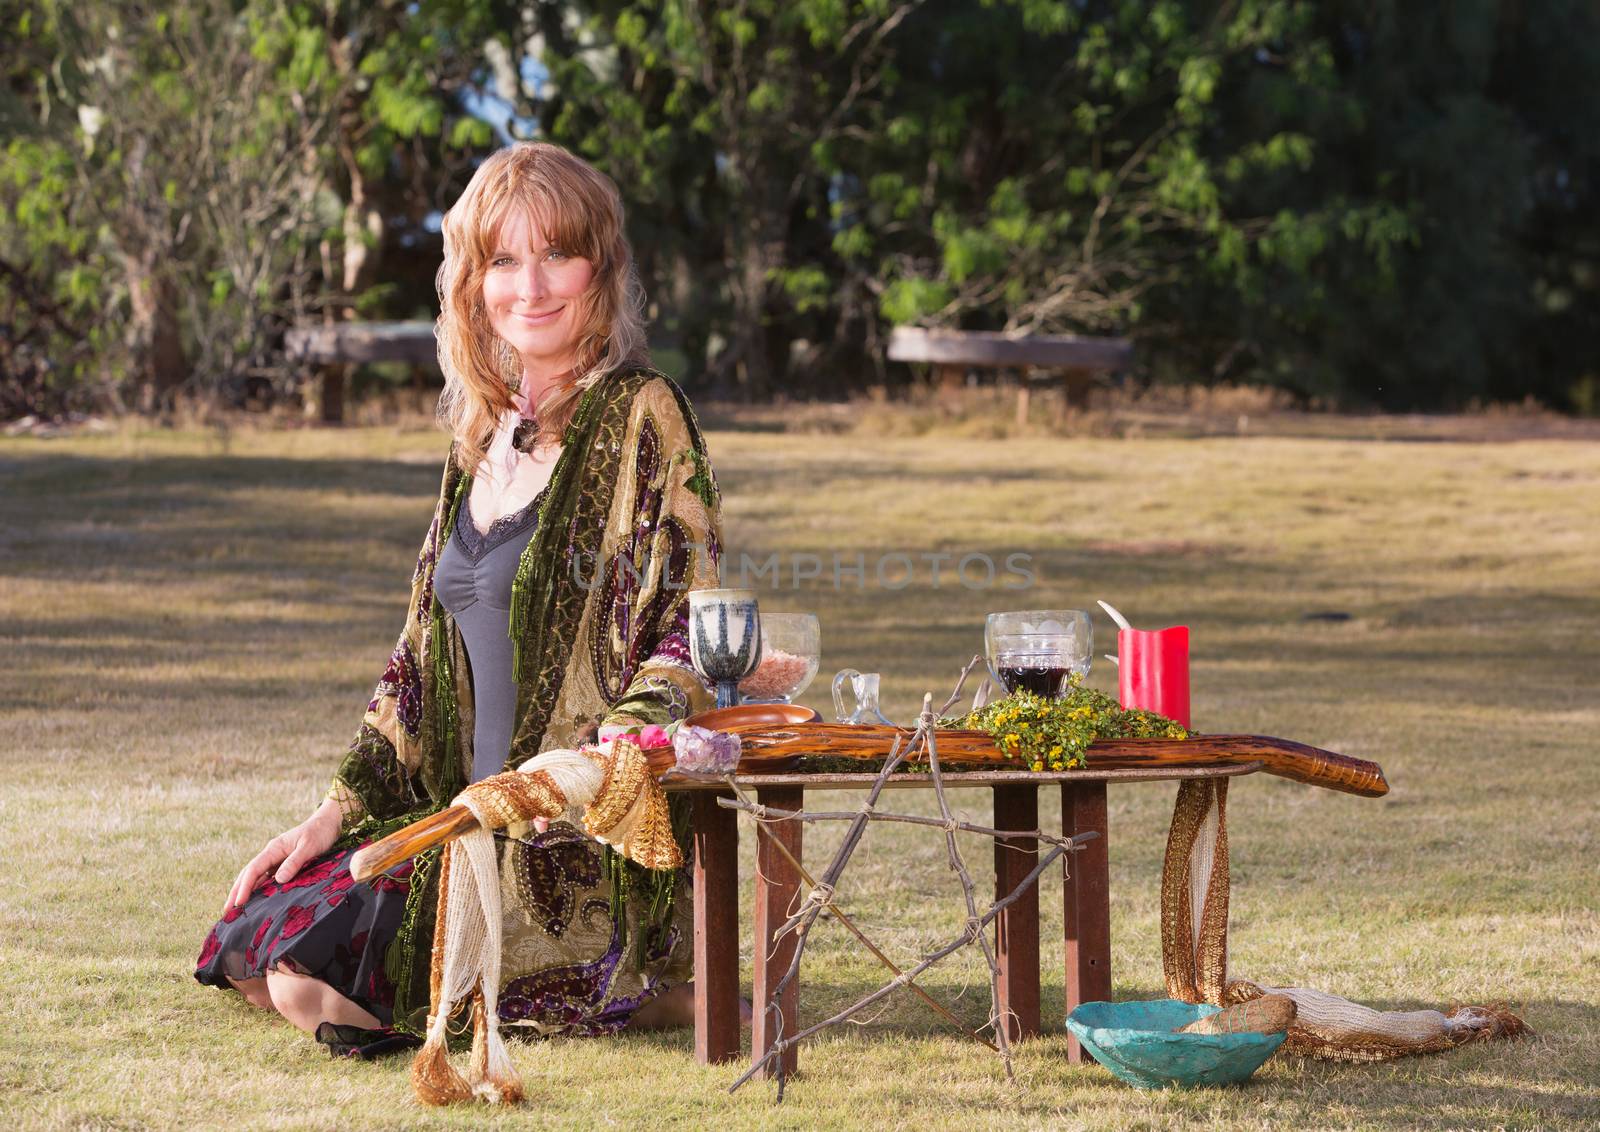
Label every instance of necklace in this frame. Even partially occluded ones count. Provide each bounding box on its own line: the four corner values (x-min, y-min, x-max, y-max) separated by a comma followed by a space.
511, 415, 539, 454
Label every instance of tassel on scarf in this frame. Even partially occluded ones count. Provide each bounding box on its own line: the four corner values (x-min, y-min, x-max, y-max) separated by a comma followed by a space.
411, 840, 475, 1105
407, 742, 679, 1106
468, 991, 524, 1105
409, 818, 530, 1106
411, 1022, 472, 1106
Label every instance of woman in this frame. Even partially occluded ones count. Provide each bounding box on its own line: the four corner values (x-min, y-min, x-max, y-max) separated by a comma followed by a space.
195, 142, 723, 1053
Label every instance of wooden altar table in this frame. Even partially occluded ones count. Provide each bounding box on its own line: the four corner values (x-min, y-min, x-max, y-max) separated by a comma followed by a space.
663, 761, 1262, 1076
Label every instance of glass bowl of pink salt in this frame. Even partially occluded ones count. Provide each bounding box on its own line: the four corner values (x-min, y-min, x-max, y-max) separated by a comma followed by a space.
737, 612, 820, 704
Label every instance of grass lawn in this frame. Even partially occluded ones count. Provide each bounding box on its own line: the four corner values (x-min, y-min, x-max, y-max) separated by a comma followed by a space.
2, 419, 1597, 1130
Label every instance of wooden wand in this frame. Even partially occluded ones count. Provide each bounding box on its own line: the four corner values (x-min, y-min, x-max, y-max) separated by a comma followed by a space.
348, 728, 1385, 883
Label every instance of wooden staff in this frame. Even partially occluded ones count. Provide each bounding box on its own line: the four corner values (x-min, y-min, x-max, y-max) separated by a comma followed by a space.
730, 724, 1390, 798
348, 728, 1385, 882
347, 742, 793, 882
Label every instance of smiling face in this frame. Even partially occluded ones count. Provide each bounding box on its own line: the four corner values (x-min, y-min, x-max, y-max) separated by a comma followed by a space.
481, 207, 596, 380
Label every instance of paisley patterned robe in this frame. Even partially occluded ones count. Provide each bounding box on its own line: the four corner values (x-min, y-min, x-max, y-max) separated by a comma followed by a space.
330, 367, 723, 1036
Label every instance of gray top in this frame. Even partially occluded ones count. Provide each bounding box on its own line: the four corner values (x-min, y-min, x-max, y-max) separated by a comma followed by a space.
434, 489, 545, 783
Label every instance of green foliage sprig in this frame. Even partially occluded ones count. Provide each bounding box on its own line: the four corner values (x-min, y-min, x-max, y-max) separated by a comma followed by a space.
942, 674, 1188, 772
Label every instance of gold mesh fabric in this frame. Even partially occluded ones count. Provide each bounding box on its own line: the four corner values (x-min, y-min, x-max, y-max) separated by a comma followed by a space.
456, 769, 568, 831
324, 778, 368, 832
583, 737, 683, 870
1160, 779, 1229, 1004
1159, 778, 1527, 1060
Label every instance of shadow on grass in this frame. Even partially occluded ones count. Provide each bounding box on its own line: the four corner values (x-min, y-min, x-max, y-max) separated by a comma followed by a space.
601, 981, 1597, 1125
2, 451, 442, 593
6, 450, 444, 498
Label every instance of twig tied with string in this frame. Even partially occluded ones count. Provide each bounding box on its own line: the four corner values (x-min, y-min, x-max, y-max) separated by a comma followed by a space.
724, 655, 1097, 1100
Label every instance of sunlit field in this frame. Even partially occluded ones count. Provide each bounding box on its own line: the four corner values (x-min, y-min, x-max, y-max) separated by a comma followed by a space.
2, 419, 1596, 1129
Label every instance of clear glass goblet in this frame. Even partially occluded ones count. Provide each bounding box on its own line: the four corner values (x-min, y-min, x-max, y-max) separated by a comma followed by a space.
984, 609, 1092, 699
737, 612, 820, 704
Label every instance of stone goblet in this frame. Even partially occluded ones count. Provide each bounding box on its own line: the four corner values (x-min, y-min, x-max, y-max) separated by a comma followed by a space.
688, 589, 763, 709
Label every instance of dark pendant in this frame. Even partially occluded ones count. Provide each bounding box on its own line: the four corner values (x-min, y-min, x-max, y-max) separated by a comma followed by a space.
511, 416, 539, 453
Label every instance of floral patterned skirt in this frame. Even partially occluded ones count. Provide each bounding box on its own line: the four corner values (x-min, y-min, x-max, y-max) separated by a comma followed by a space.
194, 842, 412, 1025
194, 822, 693, 1036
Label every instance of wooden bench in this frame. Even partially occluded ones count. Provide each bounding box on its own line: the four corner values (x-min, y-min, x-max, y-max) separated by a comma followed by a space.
284, 319, 437, 423
663, 761, 1260, 1075
887, 326, 1133, 424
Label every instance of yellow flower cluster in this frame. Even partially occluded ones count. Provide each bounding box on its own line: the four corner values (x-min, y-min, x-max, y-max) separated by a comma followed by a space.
945, 673, 1189, 773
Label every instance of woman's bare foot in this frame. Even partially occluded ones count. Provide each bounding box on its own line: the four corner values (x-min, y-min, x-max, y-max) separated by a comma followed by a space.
626, 982, 696, 1030
624, 983, 756, 1030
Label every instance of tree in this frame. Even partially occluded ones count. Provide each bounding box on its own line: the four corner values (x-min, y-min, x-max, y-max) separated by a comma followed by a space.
6, 0, 1596, 416
1, 0, 518, 418
527, 1, 1419, 402
249, 0, 520, 419
1149, 1, 1600, 410
529, 0, 926, 397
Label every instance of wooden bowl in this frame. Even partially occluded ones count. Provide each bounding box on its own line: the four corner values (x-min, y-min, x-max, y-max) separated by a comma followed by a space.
687, 703, 821, 730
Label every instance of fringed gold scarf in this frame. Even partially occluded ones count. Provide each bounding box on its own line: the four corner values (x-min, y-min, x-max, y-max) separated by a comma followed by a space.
1161, 779, 1528, 1060
411, 738, 681, 1104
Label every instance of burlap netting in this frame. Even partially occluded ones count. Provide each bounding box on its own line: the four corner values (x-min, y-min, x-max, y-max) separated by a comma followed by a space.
411, 739, 677, 1105
1161, 779, 1527, 1062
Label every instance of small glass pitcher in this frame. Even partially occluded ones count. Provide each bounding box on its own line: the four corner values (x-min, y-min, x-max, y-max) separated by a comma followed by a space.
832, 669, 896, 726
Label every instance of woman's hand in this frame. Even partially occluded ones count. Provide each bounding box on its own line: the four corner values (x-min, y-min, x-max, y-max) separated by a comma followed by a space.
224, 798, 343, 914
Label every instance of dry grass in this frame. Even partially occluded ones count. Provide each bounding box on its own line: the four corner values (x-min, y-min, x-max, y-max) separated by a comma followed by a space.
2, 418, 1597, 1130
693, 385, 1600, 443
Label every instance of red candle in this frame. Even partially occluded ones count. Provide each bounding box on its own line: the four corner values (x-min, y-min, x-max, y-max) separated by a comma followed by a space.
1117, 626, 1190, 728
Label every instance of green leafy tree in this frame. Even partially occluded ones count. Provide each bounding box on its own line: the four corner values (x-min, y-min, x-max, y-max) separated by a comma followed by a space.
6, 0, 1597, 416
1162, 1, 1587, 409
1, 0, 516, 417
532, 0, 1599, 411
248, 0, 518, 418
528, 1, 1421, 401
529, 0, 927, 396
825, 3, 1420, 393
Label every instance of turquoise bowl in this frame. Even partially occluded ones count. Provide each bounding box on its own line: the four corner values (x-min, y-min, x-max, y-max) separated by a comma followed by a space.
1066, 999, 1286, 1089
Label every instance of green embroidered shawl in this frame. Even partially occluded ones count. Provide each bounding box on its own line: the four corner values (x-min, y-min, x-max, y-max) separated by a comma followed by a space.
329, 367, 723, 1032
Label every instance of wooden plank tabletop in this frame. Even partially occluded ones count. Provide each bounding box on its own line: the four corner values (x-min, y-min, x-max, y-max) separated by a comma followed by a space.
660, 761, 1263, 790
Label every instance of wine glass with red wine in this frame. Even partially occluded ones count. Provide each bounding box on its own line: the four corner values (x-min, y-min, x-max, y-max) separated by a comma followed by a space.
984, 609, 1092, 699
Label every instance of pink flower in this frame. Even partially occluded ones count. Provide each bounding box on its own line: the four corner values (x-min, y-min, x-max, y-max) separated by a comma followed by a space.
635, 724, 671, 749
597, 722, 672, 749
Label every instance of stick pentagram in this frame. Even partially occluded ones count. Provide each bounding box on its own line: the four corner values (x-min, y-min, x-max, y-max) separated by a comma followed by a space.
723, 656, 1097, 1100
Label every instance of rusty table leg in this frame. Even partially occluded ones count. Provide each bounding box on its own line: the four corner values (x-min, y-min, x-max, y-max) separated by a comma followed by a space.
1062, 781, 1110, 1064
752, 784, 803, 1080
693, 790, 740, 1064
993, 784, 1041, 1042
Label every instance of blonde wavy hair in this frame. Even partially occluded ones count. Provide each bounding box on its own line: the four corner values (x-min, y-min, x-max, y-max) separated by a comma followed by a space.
435, 142, 649, 472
